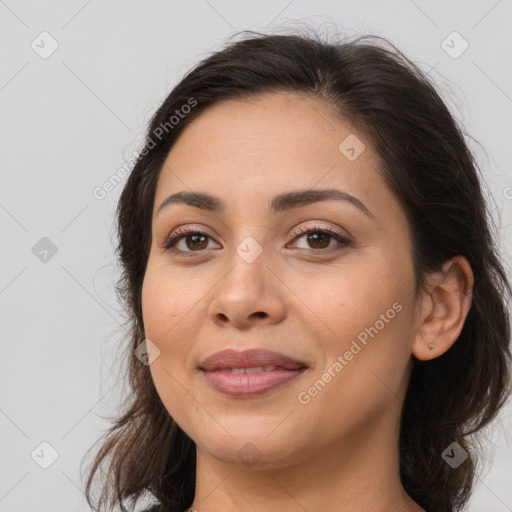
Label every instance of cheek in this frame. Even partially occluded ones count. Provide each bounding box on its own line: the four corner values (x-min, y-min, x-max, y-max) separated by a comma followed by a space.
141, 263, 196, 340
141, 261, 212, 386
302, 260, 407, 346
300, 254, 415, 397
141, 265, 201, 423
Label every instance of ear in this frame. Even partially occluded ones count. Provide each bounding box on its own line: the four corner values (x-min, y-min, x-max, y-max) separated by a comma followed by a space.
412, 256, 474, 361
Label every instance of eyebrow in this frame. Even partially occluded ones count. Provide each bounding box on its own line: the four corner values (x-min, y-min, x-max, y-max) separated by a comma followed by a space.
157, 189, 375, 219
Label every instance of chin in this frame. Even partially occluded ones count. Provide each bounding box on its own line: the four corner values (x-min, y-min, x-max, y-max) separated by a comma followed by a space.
193, 426, 308, 470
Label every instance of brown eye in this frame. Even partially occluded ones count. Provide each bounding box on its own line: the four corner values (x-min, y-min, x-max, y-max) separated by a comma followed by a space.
163, 224, 351, 257
304, 232, 332, 249
289, 224, 351, 253
164, 228, 218, 253
183, 233, 209, 251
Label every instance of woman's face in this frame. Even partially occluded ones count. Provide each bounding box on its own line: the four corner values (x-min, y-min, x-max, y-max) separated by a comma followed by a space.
141, 91, 420, 468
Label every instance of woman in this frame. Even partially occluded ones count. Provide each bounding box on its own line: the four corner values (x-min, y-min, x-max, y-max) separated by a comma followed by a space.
82, 28, 511, 512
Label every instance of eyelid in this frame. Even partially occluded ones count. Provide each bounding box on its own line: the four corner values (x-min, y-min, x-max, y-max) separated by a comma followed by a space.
163, 222, 352, 255
288, 222, 349, 242
161, 224, 219, 250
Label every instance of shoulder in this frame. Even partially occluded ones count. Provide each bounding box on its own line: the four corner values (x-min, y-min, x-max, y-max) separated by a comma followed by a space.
140, 505, 161, 512
139, 502, 190, 512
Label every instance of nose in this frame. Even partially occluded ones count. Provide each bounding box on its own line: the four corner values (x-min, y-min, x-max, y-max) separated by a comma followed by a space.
207, 247, 286, 330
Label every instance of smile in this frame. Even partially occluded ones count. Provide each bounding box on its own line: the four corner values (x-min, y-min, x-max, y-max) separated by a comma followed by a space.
201, 366, 307, 396
198, 348, 309, 397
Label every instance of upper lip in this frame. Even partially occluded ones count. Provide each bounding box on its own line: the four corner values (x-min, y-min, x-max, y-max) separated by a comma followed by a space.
199, 348, 308, 371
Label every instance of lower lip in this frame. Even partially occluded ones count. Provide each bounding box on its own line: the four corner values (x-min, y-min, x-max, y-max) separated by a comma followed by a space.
201, 368, 307, 397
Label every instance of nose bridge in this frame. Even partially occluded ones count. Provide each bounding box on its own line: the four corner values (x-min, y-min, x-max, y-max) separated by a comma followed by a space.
235, 232, 266, 265
223, 233, 268, 293
222, 205, 286, 291
222, 200, 271, 269
208, 232, 286, 327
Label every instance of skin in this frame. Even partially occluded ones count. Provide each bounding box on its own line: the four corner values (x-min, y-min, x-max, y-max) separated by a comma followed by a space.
141, 91, 474, 512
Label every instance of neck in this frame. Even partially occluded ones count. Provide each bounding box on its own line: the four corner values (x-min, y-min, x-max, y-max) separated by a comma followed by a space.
186, 408, 424, 512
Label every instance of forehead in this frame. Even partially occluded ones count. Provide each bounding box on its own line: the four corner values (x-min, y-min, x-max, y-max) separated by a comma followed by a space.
164, 91, 358, 168
154, 92, 394, 221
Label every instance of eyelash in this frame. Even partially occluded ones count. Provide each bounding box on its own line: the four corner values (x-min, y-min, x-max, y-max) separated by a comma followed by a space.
163, 224, 351, 256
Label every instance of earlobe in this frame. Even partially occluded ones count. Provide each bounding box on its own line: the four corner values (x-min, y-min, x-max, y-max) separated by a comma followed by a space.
412, 256, 474, 361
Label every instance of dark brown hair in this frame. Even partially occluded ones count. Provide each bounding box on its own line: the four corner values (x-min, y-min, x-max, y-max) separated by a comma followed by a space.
82, 28, 512, 512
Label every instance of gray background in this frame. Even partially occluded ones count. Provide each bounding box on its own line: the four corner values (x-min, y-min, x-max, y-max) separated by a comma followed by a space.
1, 1, 511, 511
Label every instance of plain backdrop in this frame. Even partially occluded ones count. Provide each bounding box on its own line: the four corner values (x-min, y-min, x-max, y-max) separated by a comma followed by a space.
1, 1, 511, 511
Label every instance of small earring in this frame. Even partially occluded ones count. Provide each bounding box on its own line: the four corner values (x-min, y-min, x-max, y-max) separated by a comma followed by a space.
428, 343, 434, 351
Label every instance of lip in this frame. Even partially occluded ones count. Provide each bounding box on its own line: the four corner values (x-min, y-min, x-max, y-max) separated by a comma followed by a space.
199, 348, 308, 397
199, 348, 307, 371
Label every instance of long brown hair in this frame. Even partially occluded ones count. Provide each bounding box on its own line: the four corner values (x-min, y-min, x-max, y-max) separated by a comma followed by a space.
81, 28, 512, 512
